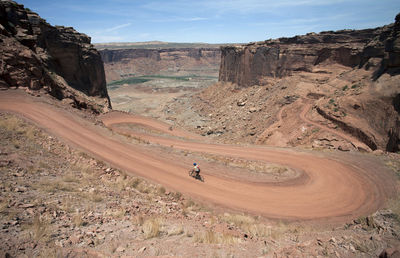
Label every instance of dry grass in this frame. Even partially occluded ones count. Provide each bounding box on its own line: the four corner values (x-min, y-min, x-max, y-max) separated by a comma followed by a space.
268, 165, 288, 175
172, 191, 182, 199
30, 214, 49, 242
63, 174, 79, 183
194, 230, 241, 244
157, 186, 166, 195
112, 207, 127, 219
73, 211, 86, 227
221, 213, 272, 238
137, 182, 151, 194
60, 196, 75, 213
35, 179, 77, 193
183, 199, 196, 209
142, 217, 163, 239
132, 215, 145, 226
0, 115, 38, 140
0, 116, 22, 132
167, 224, 184, 236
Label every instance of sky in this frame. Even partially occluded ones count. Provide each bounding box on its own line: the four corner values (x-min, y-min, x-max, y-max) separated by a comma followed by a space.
17, 0, 400, 44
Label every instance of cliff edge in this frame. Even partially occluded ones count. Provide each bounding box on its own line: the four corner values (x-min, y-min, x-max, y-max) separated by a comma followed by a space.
199, 14, 399, 152
0, 0, 111, 112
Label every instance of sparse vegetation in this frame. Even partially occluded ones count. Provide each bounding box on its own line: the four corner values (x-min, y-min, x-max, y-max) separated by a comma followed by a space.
220, 213, 272, 238
142, 217, 163, 239
312, 127, 320, 133
167, 224, 184, 236
30, 214, 49, 242
342, 85, 348, 91
194, 230, 241, 244
107, 74, 197, 88
73, 211, 86, 227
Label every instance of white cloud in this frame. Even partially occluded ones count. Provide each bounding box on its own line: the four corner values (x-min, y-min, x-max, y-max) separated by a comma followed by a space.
143, 0, 349, 15
91, 35, 125, 43
105, 23, 132, 32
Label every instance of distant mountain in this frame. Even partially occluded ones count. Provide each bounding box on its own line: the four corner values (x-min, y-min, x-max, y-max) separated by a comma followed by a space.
94, 41, 231, 50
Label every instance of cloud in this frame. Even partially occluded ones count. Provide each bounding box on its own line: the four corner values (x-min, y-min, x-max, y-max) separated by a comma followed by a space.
91, 35, 125, 43
105, 23, 132, 32
142, 0, 349, 15
184, 17, 208, 21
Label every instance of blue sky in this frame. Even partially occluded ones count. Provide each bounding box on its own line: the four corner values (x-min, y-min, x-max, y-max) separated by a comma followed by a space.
17, 0, 400, 43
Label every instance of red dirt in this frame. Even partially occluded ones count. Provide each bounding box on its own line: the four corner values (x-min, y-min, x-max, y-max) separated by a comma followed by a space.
0, 91, 396, 223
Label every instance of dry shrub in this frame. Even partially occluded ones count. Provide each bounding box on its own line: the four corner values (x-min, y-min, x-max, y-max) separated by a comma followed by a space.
73, 211, 86, 227
131, 178, 142, 188
183, 199, 195, 209
112, 207, 127, 219
167, 224, 184, 236
137, 182, 151, 194
36, 179, 76, 193
142, 217, 163, 239
194, 230, 241, 244
0, 200, 8, 214
60, 196, 75, 213
268, 165, 288, 174
172, 191, 182, 199
157, 186, 166, 195
63, 174, 79, 183
132, 215, 145, 226
0, 116, 21, 132
221, 213, 272, 238
31, 214, 49, 242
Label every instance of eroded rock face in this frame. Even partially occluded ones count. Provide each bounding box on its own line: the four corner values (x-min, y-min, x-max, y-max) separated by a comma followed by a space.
0, 0, 110, 112
219, 29, 382, 87
218, 13, 400, 152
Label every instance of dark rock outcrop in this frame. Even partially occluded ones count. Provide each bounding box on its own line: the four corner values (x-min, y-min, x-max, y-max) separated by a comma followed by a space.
0, 0, 110, 112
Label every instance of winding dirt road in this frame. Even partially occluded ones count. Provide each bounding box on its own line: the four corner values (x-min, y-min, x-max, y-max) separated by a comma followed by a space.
0, 91, 396, 222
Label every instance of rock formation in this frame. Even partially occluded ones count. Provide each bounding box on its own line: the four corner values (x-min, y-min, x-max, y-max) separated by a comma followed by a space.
215, 14, 400, 152
219, 29, 383, 87
99, 48, 220, 82
0, 0, 111, 112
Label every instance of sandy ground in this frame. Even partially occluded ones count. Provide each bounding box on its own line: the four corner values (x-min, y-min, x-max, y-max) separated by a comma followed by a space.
0, 90, 396, 225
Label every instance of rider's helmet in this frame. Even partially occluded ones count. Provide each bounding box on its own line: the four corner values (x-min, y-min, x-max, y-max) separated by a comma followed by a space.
193, 163, 197, 166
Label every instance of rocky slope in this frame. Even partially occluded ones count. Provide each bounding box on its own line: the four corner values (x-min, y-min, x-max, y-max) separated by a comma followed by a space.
0, 0, 110, 112
99, 48, 220, 83
208, 13, 400, 152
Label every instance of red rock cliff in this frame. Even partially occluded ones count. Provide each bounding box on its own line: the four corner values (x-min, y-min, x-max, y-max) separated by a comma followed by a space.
0, 0, 111, 112
218, 28, 388, 87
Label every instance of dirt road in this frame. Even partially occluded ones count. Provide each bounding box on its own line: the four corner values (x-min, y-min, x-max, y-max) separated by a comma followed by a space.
0, 91, 396, 222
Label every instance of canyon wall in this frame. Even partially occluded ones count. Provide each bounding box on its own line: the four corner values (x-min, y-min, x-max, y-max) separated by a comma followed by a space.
99, 48, 221, 82
0, 0, 110, 112
219, 29, 385, 87
218, 14, 400, 152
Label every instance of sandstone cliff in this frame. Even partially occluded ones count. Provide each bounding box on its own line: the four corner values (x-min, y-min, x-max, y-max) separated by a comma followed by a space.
0, 0, 111, 112
211, 14, 399, 152
219, 29, 384, 86
99, 48, 220, 82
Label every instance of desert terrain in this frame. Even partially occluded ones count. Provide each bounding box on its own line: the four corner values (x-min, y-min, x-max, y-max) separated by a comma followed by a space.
1, 0, 400, 257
